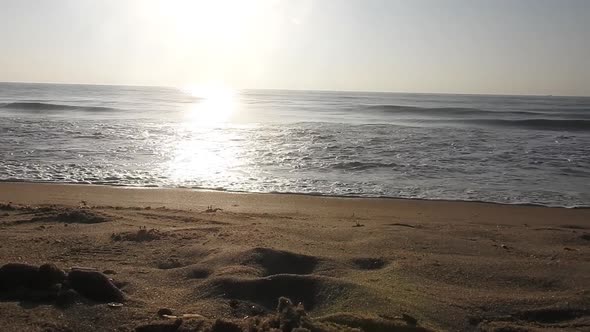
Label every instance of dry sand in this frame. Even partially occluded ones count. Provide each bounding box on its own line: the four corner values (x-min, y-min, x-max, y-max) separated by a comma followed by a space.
0, 182, 589, 331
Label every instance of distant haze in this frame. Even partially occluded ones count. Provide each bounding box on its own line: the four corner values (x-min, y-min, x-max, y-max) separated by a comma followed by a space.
1, 0, 589, 96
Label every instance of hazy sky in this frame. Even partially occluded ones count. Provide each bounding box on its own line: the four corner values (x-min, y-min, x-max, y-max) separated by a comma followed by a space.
1, 0, 589, 95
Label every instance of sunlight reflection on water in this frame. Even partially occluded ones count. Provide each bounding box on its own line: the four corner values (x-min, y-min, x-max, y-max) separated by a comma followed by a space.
183, 85, 239, 126
167, 126, 240, 186
168, 86, 245, 184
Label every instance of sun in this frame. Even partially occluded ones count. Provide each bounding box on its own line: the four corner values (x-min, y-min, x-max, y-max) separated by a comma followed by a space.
183, 85, 238, 125
149, 0, 273, 49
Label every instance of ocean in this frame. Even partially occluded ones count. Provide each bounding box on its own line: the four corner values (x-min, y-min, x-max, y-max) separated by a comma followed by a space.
1, 82, 589, 207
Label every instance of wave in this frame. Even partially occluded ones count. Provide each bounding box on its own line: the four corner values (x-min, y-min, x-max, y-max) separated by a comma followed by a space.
331, 161, 399, 171
363, 104, 590, 131
365, 104, 590, 119
449, 119, 590, 131
0, 102, 120, 113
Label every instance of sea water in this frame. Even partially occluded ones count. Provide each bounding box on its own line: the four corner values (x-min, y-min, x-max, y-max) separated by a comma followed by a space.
1, 82, 589, 207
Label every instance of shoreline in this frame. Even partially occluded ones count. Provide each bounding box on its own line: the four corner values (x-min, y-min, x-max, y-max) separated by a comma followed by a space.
2, 182, 590, 225
1, 180, 587, 210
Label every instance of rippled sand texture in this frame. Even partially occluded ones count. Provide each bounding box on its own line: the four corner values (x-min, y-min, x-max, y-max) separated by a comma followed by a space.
0, 183, 589, 331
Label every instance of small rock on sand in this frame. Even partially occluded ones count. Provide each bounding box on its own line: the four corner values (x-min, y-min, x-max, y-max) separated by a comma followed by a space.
158, 308, 174, 317
55, 209, 108, 224
0, 263, 66, 290
67, 269, 125, 303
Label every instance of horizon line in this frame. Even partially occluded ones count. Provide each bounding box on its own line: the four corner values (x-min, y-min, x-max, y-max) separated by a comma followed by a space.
1, 80, 589, 99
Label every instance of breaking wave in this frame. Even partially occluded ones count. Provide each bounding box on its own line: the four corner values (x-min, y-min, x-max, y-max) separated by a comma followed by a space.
365, 104, 590, 119
0, 102, 120, 113
459, 119, 590, 131
363, 104, 590, 131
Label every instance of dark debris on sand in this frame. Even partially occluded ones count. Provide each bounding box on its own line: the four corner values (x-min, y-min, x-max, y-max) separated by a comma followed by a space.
112, 227, 165, 242
0, 263, 125, 304
350, 257, 387, 270
67, 269, 126, 303
134, 297, 433, 332
28, 208, 110, 224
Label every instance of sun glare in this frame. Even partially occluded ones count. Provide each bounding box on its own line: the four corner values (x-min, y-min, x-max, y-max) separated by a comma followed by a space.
147, 0, 276, 49
136, 0, 285, 86
183, 85, 238, 125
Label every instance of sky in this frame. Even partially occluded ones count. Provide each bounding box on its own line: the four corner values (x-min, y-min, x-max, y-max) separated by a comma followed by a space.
0, 0, 589, 96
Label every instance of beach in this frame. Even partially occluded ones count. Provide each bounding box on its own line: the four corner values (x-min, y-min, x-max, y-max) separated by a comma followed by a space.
2, 1, 590, 331
0, 182, 588, 331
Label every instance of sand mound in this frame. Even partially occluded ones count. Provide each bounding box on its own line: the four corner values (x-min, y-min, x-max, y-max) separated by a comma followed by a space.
513, 306, 589, 324
174, 248, 391, 289
241, 247, 319, 276
198, 274, 357, 311
157, 258, 189, 270
318, 313, 433, 332
54, 209, 108, 223
187, 267, 211, 279
112, 227, 165, 242
350, 257, 387, 270
27, 208, 109, 224
174, 247, 321, 279
475, 305, 590, 331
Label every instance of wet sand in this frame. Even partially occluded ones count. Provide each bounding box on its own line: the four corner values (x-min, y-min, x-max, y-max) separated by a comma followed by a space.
0, 183, 589, 331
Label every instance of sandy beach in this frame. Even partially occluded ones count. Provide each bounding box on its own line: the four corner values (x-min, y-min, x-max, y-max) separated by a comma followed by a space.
0, 182, 589, 331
